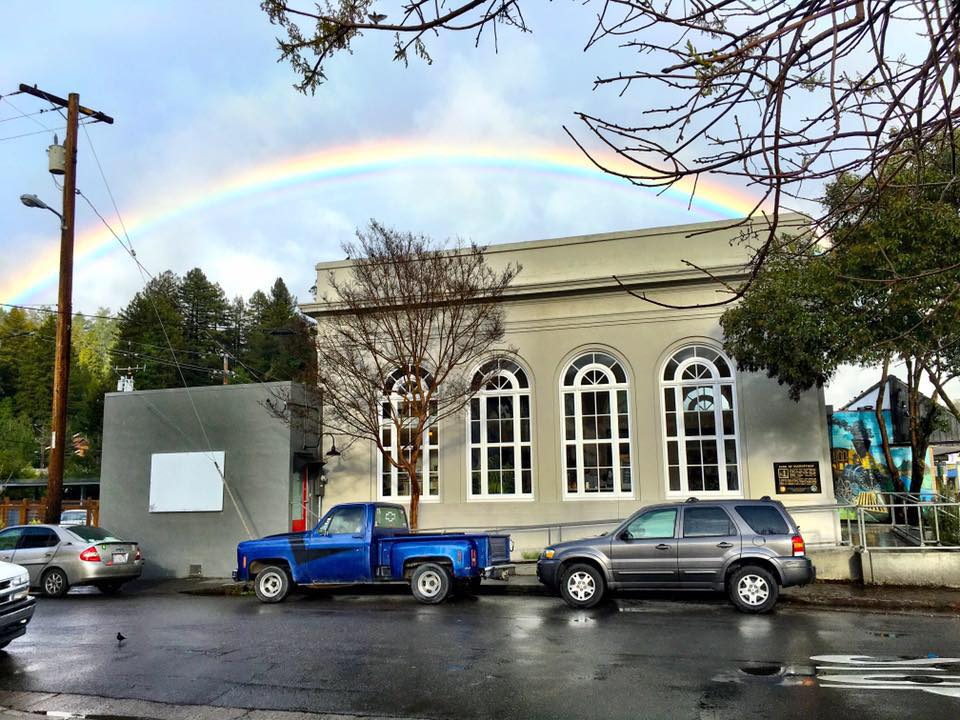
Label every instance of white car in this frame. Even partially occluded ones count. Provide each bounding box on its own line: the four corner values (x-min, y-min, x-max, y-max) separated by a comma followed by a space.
59, 510, 88, 526
0, 560, 35, 650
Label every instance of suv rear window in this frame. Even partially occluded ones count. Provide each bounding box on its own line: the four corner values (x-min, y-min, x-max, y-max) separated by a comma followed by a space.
683, 507, 736, 537
735, 506, 790, 535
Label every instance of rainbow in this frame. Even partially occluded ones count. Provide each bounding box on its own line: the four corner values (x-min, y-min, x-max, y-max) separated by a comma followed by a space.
1, 139, 762, 304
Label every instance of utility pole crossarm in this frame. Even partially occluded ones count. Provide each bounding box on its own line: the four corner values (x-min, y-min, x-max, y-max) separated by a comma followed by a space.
18, 83, 114, 124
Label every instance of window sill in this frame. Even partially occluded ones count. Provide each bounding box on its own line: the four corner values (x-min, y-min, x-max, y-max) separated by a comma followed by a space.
562, 493, 635, 502
666, 491, 744, 499
466, 494, 536, 503
377, 496, 442, 504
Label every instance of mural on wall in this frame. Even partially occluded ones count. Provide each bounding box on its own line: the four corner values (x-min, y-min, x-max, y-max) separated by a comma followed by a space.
829, 410, 935, 504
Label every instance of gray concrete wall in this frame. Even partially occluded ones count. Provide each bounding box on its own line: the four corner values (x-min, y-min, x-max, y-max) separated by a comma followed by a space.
808, 548, 861, 582
100, 382, 305, 579
862, 550, 960, 588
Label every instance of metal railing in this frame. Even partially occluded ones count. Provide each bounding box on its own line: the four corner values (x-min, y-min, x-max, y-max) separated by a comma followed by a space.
420, 517, 623, 551
423, 495, 960, 553
754, 495, 960, 552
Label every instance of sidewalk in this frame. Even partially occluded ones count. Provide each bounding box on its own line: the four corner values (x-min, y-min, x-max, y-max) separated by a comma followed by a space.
145, 568, 960, 615
0, 691, 417, 720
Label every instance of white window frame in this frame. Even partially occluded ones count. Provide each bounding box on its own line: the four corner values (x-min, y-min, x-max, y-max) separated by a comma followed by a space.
466, 359, 534, 502
377, 368, 440, 503
660, 345, 743, 498
560, 352, 634, 500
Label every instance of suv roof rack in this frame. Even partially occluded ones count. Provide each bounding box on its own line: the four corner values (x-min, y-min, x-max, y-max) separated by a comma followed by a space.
684, 497, 700, 503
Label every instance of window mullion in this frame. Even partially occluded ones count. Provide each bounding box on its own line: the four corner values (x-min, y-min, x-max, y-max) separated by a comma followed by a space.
609, 388, 619, 494
479, 393, 488, 496
575, 390, 584, 495
677, 384, 688, 494
715, 381, 727, 493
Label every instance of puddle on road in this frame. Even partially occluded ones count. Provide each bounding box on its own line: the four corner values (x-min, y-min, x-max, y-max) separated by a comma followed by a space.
739, 663, 784, 677
713, 662, 815, 687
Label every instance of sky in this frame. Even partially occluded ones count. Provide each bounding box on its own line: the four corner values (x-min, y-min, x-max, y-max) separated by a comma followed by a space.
0, 1, 912, 406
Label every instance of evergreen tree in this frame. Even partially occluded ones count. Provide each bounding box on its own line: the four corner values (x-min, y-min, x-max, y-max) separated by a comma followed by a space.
73, 309, 118, 377
0, 399, 34, 478
179, 268, 230, 354
243, 278, 315, 382
115, 271, 187, 389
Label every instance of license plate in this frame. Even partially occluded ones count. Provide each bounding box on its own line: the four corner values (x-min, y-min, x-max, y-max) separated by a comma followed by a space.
112, 552, 128, 564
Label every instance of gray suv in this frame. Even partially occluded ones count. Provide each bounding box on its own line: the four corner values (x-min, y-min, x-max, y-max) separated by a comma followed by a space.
536, 498, 815, 613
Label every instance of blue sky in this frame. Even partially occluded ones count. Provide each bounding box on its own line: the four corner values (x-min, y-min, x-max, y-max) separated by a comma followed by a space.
0, 1, 910, 404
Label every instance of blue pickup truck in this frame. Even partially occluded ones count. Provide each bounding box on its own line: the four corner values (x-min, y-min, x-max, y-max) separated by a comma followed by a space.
234, 502, 513, 604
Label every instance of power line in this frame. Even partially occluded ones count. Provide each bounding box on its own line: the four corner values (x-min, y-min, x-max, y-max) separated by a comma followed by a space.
0, 119, 97, 143
29, 332, 224, 374
0, 125, 67, 142
81, 122, 133, 252
0, 107, 56, 125
79, 130, 256, 538
0, 302, 118, 322
1, 96, 52, 131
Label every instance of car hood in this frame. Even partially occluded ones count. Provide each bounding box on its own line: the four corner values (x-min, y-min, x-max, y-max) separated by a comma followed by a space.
548, 534, 613, 552
238, 531, 308, 549
0, 559, 29, 581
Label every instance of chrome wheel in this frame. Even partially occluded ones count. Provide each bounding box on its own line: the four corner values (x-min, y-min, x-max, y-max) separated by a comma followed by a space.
416, 569, 443, 599
258, 571, 283, 599
737, 574, 770, 607
43, 570, 66, 597
566, 570, 596, 602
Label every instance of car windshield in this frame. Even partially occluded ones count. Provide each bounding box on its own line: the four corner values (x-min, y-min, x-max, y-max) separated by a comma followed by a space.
68, 526, 125, 542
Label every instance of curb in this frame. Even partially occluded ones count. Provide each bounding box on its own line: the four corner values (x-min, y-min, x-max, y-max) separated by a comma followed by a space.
177, 580, 960, 614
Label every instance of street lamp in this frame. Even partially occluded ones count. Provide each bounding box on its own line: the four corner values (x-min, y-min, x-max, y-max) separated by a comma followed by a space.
324, 434, 341, 457
20, 193, 65, 229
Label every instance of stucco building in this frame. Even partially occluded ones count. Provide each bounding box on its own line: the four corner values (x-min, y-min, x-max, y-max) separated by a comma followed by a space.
303, 216, 840, 546
100, 382, 323, 578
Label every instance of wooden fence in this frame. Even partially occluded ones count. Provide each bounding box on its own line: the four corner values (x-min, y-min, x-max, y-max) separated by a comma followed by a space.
0, 499, 100, 528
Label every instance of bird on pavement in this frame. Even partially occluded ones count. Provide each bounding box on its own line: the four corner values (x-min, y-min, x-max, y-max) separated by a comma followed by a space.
116, 632, 126, 645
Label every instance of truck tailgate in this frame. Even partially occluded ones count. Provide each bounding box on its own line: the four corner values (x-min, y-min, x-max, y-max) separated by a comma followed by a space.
485, 535, 510, 565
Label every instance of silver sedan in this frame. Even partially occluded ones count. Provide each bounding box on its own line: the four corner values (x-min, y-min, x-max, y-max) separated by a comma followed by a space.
0, 524, 143, 597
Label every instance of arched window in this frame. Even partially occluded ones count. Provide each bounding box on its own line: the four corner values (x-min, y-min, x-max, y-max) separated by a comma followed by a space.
379, 366, 439, 501
468, 359, 533, 500
561, 352, 632, 497
661, 345, 741, 496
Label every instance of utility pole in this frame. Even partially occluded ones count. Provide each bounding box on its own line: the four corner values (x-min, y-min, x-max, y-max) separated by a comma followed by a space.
18, 84, 113, 524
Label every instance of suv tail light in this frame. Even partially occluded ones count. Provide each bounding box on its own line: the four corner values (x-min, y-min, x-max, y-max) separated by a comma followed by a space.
470, 548, 477, 567
79, 546, 101, 562
791, 535, 805, 557
134, 547, 142, 561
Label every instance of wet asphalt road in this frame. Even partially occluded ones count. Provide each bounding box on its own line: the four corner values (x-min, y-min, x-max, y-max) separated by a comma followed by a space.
1, 587, 958, 719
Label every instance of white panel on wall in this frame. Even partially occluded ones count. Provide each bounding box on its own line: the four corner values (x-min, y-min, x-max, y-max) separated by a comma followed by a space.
149, 451, 225, 512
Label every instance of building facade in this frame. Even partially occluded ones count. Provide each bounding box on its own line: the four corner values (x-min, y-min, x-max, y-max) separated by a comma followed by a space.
303, 217, 840, 546
100, 382, 323, 578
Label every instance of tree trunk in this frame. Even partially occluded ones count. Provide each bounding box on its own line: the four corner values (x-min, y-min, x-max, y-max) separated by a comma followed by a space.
874, 357, 904, 494
401, 450, 421, 531
409, 473, 421, 531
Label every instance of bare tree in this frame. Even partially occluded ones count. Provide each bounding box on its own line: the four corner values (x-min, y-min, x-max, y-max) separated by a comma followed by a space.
261, 1, 959, 300
315, 221, 520, 528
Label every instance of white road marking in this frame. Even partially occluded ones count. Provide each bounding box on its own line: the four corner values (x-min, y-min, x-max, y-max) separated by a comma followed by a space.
814, 655, 960, 700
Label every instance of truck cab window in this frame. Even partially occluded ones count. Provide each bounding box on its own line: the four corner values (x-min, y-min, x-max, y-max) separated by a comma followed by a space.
327, 507, 365, 535
375, 507, 407, 529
